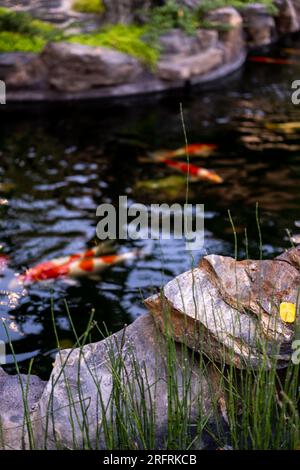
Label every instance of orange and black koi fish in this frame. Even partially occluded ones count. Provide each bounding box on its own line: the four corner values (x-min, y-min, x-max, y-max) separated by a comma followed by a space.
162, 159, 223, 184
248, 56, 299, 65
145, 143, 217, 162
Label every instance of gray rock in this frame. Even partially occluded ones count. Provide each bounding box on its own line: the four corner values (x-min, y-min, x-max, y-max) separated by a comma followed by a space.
159, 28, 218, 56
242, 3, 277, 47
205, 7, 245, 63
196, 29, 219, 50
0, 367, 46, 450
102, 0, 154, 23
145, 248, 300, 369
275, 0, 300, 33
37, 313, 220, 449
7, 42, 144, 92
159, 29, 201, 56
157, 48, 223, 81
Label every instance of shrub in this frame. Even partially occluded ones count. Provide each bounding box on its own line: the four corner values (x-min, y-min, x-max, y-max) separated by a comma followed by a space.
0, 8, 61, 53
146, 0, 199, 39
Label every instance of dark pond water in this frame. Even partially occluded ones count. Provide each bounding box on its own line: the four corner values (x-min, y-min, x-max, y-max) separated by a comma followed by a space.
1, 35, 300, 378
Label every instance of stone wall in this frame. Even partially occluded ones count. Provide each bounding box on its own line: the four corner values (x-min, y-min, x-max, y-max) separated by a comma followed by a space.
1, 2, 300, 102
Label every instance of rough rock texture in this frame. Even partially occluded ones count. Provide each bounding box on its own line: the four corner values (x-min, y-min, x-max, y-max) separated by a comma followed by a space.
102, 0, 155, 23
36, 313, 219, 449
159, 28, 218, 56
275, 0, 300, 33
206, 7, 245, 63
145, 248, 300, 369
0, 367, 46, 450
242, 4, 277, 47
157, 48, 223, 81
7, 42, 143, 92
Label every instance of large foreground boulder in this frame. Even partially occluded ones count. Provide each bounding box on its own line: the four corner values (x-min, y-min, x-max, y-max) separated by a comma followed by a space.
145, 248, 300, 369
36, 313, 220, 449
0, 368, 46, 450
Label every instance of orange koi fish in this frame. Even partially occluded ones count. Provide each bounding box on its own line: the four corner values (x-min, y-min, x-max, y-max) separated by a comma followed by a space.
248, 56, 299, 65
19, 249, 140, 284
146, 144, 217, 162
282, 48, 300, 56
162, 159, 223, 184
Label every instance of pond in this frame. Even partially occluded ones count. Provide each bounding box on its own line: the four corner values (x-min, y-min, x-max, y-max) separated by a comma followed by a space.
1, 35, 300, 378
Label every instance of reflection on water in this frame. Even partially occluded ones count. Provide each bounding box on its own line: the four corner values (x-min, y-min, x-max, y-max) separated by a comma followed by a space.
1, 36, 300, 377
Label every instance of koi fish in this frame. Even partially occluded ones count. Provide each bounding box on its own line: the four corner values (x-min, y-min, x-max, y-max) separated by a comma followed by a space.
265, 122, 300, 133
19, 249, 141, 284
0, 198, 8, 206
162, 159, 223, 184
248, 56, 299, 65
150, 144, 217, 161
282, 48, 300, 56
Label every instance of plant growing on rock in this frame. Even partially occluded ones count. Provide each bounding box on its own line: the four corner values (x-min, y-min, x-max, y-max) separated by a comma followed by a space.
0, 7, 62, 53
67, 24, 160, 68
72, 0, 105, 14
145, 0, 199, 39
197, 0, 278, 18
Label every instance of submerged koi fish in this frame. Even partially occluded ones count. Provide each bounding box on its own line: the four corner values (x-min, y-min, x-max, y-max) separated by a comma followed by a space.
265, 122, 300, 133
248, 56, 299, 65
282, 48, 300, 56
149, 144, 217, 161
162, 159, 223, 184
19, 249, 140, 284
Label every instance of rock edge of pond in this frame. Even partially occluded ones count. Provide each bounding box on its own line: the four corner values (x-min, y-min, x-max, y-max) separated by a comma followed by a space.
0, 247, 299, 449
1, 2, 300, 102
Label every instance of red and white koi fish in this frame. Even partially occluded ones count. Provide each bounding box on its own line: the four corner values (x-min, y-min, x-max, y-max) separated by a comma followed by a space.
162, 159, 223, 184
248, 56, 299, 65
19, 250, 140, 284
139, 144, 217, 163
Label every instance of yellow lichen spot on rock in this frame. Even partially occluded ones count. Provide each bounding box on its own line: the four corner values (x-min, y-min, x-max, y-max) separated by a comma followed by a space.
280, 302, 296, 323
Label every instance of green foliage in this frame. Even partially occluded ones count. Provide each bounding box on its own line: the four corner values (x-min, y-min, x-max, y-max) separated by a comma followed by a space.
197, 0, 278, 18
0, 7, 61, 53
67, 25, 159, 68
72, 0, 105, 14
146, 0, 199, 39
0, 31, 46, 53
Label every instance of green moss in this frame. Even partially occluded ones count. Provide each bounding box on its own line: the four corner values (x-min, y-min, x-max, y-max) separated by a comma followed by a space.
0, 31, 46, 53
0, 8, 61, 53
67, 25, 159, 68
197, 0, 278, 18
72, 0, 104, 14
